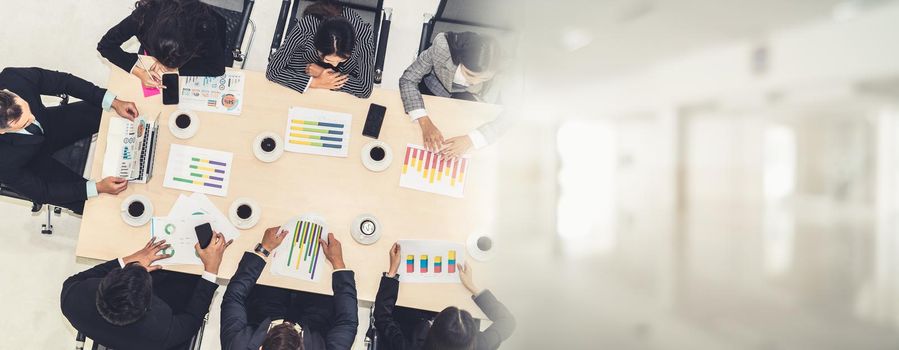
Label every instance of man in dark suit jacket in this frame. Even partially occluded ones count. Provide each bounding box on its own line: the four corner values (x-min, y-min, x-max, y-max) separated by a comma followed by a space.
374, 243, 516, 350
0, 67, 138, 214
221, 227, 359, 350
61, 233, 233, 350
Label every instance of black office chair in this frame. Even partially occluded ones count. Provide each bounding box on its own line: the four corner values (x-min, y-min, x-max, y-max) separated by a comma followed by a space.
364, 305, 379, 350
270, 0, 392, 84
418, 0, 517, 54
202, 0, 257, 69
0, 94, 92, 235
75, 314, 208, 350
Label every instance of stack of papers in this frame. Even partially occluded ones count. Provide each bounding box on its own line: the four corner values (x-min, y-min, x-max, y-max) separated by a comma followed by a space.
149, 193, 239, 266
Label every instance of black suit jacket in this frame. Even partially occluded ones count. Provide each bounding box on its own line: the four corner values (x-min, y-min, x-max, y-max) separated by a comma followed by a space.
60, 260, 218, 350
221, 252, 359, 350
97, 3, 228, 76
374, 276, 517, 350
0, 67, 106, 204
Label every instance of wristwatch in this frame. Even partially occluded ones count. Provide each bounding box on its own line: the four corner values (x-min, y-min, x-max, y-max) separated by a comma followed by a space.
254, 243, 271, 258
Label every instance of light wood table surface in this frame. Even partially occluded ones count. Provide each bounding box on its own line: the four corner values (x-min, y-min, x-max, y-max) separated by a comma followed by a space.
76, 67, 501, 318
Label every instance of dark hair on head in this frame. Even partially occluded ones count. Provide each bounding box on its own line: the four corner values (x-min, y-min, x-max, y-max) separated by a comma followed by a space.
423, 306, 478, 350
0, 90, 23, 129
303, 0, 343, 19
313, 18, 356, 60
263, 323, 304, 350
132, 0, 214, 68
96, 263, 153, 326
446, 32, 503, 74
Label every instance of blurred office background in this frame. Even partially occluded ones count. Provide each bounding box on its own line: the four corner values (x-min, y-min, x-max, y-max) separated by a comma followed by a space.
490, 0, 899, 349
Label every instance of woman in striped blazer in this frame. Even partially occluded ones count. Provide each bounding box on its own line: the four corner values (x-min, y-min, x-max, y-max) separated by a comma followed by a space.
267, 0, 375, 99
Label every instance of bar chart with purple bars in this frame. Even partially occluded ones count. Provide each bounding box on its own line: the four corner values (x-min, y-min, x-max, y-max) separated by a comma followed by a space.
272, 217, 327, 281
163, 144, 234, 197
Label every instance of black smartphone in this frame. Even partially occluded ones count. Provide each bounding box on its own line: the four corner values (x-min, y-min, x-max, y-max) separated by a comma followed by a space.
162, 73, 179, 105
195, 223, 213, 249
362, 103, 386, 139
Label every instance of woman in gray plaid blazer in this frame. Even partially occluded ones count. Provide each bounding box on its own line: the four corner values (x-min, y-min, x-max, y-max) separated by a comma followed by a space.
399, 32, 510, 158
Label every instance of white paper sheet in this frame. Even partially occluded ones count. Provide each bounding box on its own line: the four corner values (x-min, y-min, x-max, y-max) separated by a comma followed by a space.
178, 72, 245, 115
163, 144, 234, 197
283, 107, 352, 157
399, 144, 470, 198
397, 240, 465, 284
270, 216, 328, 281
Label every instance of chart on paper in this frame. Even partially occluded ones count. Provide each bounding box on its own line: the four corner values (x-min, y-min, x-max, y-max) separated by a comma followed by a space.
398, 240, 465, 283
399, 144, 470, 198
272, 218, 327, 281
284, 107, 352, 157
163, 144, 234, 197
179, 72, 245, 115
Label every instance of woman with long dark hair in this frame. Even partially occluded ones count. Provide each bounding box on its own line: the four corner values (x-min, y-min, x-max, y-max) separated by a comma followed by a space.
267, 0, 375, 98
98, 0, 228, 89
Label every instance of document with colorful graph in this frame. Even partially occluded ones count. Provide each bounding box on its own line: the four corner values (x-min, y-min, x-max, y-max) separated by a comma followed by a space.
284, 107, 352, 157
399, 144, 471, 198
178, 72, 245, 115
271, 216, 327, 281
163, 144, 234, 197
397, 240, 465, 284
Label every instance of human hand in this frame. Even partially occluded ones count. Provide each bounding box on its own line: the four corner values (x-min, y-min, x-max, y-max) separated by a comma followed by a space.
310, 69, 348, 90
305, 63, 327, 78
111, 98, 139, 121
196, 232, 233, 274
261, 226, 288, 252
387, 242, 401, 277
418, 117, 444, 152
132, 64, 162, 89
439, 135, 473, 159
319, 232, 346, 269
459, 263, 481, 295
122, 237, 172, 272
97, 176, 128, 195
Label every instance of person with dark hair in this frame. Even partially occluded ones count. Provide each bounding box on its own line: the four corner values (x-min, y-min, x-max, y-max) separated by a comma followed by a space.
98, 0, 228, 90
0, 67, 138, 214
399, 31, 511, 158
267, 0, 375, 98
221, 227, 359, 350
374, 243, 516, 350
61, 233, 233, 350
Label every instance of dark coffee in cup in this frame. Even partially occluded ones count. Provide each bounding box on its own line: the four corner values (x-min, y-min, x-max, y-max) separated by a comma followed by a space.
370, 146, 385, 161
175, 114, 191, 129
477, 236, 492, 251
236, 204, 253, 219
127, 201, 145, 218
261, 137, 276, 152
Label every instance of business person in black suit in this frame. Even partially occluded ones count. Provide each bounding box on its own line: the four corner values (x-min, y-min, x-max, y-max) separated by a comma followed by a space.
374, 243, 516, 350
98, 0, 228, 90
0, 67, 138, 214
221, 227, 359, 350
61, 233, 233, 350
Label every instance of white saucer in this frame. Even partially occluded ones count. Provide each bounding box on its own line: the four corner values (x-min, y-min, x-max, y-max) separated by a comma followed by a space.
168, 110, 199, 139
121, 194, 153, 227
361, 141, 392, 172
350, 214, 381, 245
467, 233, 495, 262
253, 132, 284, 163
229, 198, 261, 230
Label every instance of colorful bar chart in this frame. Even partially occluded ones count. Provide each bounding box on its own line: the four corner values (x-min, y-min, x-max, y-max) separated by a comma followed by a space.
272, 217, 327, 281
284, 107, 352, 157
399, 144, 471, 198
179, 72, 245, 115
163, 144, 234, 197
398, 240, 465, 284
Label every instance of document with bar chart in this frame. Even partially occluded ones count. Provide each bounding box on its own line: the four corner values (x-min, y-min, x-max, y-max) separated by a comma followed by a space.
284, 107, 352, 157
271, 217, 327, 281
163, 144, 234, 197
179, 72, 245, 115
397, 240, 465, 283
399, 144, 471, 198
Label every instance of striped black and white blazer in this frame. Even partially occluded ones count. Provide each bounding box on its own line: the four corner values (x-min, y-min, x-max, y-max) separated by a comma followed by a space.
266, 8, 375, 98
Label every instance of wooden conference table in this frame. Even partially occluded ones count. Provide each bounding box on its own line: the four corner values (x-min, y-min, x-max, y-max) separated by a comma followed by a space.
76, 67, 501, 318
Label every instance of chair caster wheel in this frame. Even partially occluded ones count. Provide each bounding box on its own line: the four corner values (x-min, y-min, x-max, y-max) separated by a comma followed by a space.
53, 207, 62, 215
42, 224, 53, 235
